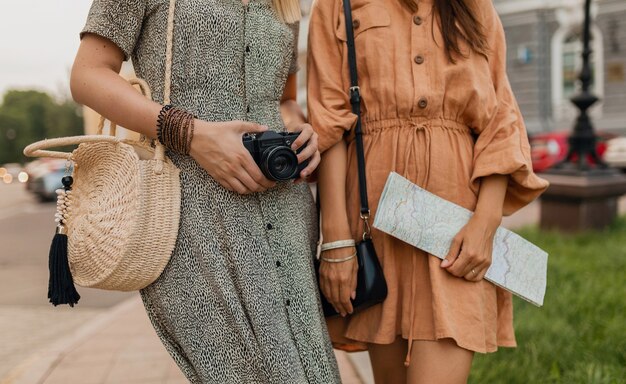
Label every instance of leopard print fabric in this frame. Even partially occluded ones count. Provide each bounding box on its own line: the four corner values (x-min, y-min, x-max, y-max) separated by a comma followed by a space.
82, 1, 340, 383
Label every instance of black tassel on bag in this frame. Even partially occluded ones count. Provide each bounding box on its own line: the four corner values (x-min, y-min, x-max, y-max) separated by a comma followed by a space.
48, 175, 80, 306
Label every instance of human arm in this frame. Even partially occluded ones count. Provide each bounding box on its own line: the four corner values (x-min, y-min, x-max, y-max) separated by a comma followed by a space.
317, 141, 358, 317
441, 174, 507, 281
306, 0, 360, 316
70, 33, 274, 194
280, 74, 321, 180
441, 2, 548, 281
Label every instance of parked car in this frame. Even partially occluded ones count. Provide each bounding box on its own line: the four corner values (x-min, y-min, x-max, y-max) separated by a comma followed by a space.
529, 131, 616, 173
0, 163, 28, 184
25, 159, 71, 202
603, 137, 626, 171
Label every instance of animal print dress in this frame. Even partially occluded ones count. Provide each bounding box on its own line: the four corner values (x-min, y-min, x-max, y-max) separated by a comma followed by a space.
82, 0, 340, 383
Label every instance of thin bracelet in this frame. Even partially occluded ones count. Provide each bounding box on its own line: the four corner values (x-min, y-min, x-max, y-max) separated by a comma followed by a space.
320, 239, 356, 252
321, 252, 357, 263
156, 104, 173, 145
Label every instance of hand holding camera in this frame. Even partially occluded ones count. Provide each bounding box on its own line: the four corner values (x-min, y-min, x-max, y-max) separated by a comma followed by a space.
189, 119, 320, 194
243, 122, 320, 182
285, 122, 321, 182
190, 119, 276, 194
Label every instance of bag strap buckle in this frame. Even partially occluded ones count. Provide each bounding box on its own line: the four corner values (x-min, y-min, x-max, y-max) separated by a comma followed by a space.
349, 86, 361, 105
360, 210, 371, 240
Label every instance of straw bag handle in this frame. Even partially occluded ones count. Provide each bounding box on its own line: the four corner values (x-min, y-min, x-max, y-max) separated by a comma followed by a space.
96, 78, 153, 137
24, 78, 155, 159
24, 0, 176, 165
23, 78, 162, 163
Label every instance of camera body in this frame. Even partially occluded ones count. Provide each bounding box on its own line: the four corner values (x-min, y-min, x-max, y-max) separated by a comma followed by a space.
242, 131, 309, 181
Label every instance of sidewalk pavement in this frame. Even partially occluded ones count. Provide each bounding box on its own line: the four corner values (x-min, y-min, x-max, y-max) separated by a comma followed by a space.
3, 295, 366, 384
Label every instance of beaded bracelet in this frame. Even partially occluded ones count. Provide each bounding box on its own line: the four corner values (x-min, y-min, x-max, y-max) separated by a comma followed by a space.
156, 104, 195, 155
156, 104, 173, 146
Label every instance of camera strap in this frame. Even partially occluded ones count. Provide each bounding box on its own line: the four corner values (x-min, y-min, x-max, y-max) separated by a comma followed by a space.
343, 0, 372, 234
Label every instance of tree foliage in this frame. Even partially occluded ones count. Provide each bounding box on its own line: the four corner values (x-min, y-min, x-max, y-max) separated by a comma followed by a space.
0, 90, 83, 164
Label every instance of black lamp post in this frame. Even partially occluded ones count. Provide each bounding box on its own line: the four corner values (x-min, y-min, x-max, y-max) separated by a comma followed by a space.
553, 0, 608, 174
540, 0, 626, 231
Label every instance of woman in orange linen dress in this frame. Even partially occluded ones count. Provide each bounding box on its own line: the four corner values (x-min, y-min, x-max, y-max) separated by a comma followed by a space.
308, 0, 549, 382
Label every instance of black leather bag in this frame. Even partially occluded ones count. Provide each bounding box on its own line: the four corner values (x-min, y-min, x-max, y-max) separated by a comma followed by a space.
317, 238, 388, 317
315, 0, 387, 318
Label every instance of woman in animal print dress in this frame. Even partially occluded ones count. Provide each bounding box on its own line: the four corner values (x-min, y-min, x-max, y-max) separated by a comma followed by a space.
71, 0, 340, 383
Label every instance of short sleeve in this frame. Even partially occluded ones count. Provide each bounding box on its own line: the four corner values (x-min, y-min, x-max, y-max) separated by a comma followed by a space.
80, 0, 147, 61
307, 0, 357, 153
470, 3, 549, 215
288, 21, 301, 74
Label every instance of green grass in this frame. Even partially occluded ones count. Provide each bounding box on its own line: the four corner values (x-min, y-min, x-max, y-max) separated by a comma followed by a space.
469, 216, 626, 384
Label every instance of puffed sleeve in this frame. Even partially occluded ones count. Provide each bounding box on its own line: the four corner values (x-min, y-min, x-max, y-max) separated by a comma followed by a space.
80, 0, 147, 61
307, 0, 358, 153
288, 21, 301, 74
470, 3, 549, 215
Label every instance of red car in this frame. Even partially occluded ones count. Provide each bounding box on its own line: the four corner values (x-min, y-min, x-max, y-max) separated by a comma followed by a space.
529, 131, 616, 172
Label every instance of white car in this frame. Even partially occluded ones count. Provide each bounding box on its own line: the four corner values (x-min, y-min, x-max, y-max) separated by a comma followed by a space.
604, 137, 626, 170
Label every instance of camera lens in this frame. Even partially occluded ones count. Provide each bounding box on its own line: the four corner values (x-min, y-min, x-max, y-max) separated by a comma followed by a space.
261, 146, 299, 181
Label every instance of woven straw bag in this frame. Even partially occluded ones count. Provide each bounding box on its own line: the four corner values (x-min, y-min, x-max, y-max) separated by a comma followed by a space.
23, 0, 181, 299
24, 78, 181, 292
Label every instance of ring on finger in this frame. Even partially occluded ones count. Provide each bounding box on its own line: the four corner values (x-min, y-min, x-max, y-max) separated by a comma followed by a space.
471, 268, 477, 276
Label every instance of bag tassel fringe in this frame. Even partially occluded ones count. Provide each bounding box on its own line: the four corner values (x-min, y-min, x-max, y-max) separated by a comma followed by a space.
48, 175, 80, 307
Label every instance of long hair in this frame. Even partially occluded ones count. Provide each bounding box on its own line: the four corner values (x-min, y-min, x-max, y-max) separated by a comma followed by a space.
400, 0, 488, 62
274, 0, 301, 23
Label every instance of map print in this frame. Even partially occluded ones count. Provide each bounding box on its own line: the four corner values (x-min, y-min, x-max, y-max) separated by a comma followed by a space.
373, 172, 548, 306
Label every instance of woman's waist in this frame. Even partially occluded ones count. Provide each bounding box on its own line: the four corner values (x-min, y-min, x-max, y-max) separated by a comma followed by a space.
356, 117, 474, 136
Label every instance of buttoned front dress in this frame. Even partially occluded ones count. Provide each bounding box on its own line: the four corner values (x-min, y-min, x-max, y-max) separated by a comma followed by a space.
82, 1, 340, 383
308, 0, 549, 360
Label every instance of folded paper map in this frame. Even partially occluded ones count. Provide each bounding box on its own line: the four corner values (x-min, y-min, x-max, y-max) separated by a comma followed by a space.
373, 172, 548, 306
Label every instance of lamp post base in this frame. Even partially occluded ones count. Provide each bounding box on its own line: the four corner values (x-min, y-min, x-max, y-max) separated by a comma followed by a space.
539, 170, 626, 232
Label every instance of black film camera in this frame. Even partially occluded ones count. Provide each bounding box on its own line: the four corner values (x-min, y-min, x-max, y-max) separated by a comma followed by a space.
242, 131, 309, 181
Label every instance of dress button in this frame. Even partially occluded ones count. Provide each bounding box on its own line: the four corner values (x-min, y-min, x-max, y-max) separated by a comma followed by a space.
266, 223, 273, 230
413, 16, 423, 25
276, 260, 281, 267
418, 97, 428, 109
414, 55, 424, 65
286, 299, 291, 306
245, 45, 250, 53
353, 19, 360, 29
246, 105, 250, 113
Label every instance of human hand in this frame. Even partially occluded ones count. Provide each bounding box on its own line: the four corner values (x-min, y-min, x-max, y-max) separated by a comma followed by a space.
440, 213, 500, 282
319, 247, 358, 317
190, 120, 276, 194
286, 122, 321, 182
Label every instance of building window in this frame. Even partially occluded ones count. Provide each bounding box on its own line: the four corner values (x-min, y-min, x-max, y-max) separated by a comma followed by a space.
552, 26, 604, 122
562, 32, 597, 100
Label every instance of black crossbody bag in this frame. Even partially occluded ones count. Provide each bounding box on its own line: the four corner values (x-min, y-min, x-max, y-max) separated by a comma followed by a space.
315, 0, 388, 318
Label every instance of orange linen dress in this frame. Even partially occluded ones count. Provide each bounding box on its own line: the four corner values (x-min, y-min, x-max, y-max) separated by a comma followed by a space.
307, 0, 549, 356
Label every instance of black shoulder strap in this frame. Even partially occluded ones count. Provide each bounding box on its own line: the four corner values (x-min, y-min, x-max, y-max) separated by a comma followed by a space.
343, 0, 370, 218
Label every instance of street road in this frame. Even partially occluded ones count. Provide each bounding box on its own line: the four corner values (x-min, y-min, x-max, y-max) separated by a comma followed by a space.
0, 183, 133, 380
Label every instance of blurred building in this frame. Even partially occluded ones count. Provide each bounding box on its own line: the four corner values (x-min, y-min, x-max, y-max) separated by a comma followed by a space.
494, 0, 626, 133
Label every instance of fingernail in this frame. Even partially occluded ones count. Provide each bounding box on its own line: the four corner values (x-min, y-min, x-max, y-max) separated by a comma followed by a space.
441, 259, 450, 268
351, 292, 356, 300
